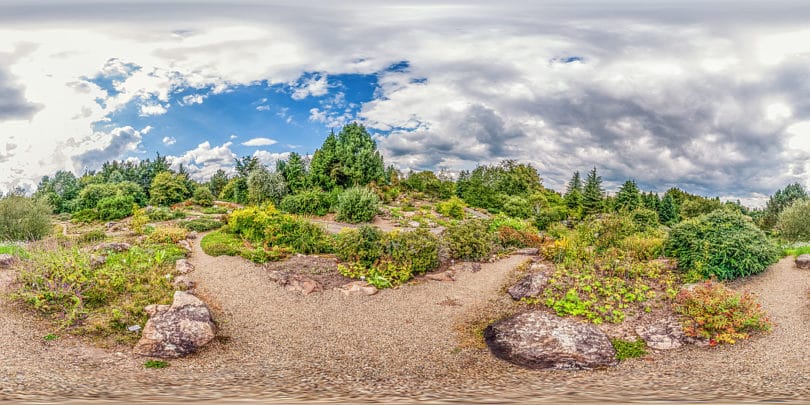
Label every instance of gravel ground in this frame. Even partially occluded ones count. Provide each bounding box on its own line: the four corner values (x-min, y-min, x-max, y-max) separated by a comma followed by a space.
1, 238, 810, 403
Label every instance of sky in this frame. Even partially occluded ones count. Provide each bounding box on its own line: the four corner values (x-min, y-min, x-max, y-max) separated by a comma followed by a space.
1, 1, 810, 207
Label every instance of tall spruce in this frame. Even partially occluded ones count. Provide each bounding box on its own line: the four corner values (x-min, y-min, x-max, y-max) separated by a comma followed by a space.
615, 179, 642, 212
564, 171, 584, 211
582, 167, 604, 215
658, 193, 680, 225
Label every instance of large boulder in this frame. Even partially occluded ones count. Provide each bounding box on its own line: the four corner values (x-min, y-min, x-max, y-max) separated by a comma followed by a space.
133, 291, 216, 358
796, 254, 810, 269
507, 272, 549, 301
484, 311, 617, 370
0, 254, 16, 268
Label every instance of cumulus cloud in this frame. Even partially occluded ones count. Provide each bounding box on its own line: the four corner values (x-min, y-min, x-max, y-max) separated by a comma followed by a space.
253, 150, 290, 167
72, 126, 143, 171
291, 73, 329, 100
0, 48, 42, 122
162, 136, 176, 145
168, 141, 237, 181
181, 93, 206, 105
139, 102, 168, 116
241, 137, 278, 147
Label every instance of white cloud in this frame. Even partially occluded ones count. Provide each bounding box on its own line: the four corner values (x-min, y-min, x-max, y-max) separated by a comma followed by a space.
253, 150, 290, 167
181, 93, 206, 105
162, 136, 176, 145
229, 134, 237, 140
139, 102, 168, 116
255, 105, 270, 111
291, 73, 329, 100
168, 141, 237, 181
141, 125, 153, 134
241, 137, 278, 147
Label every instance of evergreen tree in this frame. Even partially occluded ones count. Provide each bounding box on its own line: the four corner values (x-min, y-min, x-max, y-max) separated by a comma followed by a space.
615, 179, 642, 212
334, 123, 385, 187
247, 166, 288, 206
659, 193, 680, 225
564, 171, 583, 211
582, 167, 604, 215
760, 182, 807, 230
308, 131, 341, 190
208, 169, 229, 199
277, 152, 307, 193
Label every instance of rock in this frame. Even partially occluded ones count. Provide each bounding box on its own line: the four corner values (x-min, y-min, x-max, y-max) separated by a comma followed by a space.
425, 270, 455, 282
515, 248, 540, 255
186, 231, 198, 240
635, 318, 684, 350
266, 271, 322, 295
484, 311, 618, 370
408, 220, 421, 228
172, 275, 196, 290
90, 254, 107, 267
339, 281, 379, 296
796, 254, 810, 269
0, 254, 16, 268
133, 291, 216, 358
93, 242, 131, 252
507, 272, 549, 300
178, 239, 192, 253
175, 259, 194, 274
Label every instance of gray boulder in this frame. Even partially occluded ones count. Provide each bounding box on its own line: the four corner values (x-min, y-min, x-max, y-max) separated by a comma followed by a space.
93, 242, 131, 252
635, 317, 684, 350
133, 291, 216, 358
796, 254, 810, 269
175, 259, 194, 274
508, 272, 549, 300
0, 254, 16, 268
484, 311, 617, 370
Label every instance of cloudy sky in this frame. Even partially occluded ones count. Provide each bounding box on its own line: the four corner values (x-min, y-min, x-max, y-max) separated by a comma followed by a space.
2, 1, 810, 206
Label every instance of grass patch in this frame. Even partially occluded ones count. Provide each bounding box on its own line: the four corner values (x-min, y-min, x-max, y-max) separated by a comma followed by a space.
179, 218, 223, 232
0, 244, 27, 258
200, 230, 286, 263
783, 244, 810, 257
611, 338, 647, 360
144, 360, 169, 369
78, 229, 106, 243
12, 242, 186, 345
201, 206, 229, 215
43, 333, 58, 341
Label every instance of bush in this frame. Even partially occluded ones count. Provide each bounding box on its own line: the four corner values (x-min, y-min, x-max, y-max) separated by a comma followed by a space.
0, 196, 52, 241
180, 218, 223, 232
192, 186, 215, 207
776, 199, 810, 242
501, 195, 531, 219
334, 226, 384, 268
497, 226, 544, 249
266, 216, 332, 254
533, 205, 569, 230
335, 186, 380, 223
96, 194, 135, 221
443, 218, 496, 260
435, 196, 466, 219
630, 208, 660, 232
665, 210, 780, 280
280, 189, 330, 216
227, 205, 278, 242
384, 228, 439, 275
147, 207, 186, 221
71, 208, 98, 224
675, 281, 771, 345
78, 229, 106, 243
611, 338, 647, 361
149, 172, 190, 206
619, 233, 665, 261
146, 226, 188, 244
200, 230, 244, 256
201, 206, 228, 215
131, 206, 149, 235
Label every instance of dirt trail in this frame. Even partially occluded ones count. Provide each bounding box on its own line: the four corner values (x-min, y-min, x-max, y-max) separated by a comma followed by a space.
2, 243, 810, 402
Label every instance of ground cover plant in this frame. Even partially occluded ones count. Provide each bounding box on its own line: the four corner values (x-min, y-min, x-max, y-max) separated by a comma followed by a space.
179, 218, 223, 232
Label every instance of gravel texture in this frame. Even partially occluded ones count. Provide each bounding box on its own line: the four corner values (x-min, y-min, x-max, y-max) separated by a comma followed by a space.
2, 237, 810, 403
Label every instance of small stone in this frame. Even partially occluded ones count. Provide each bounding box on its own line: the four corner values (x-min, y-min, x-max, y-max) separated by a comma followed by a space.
284, 276, 322, 295
635, 318, 685, 350
175, 259, 194, 274
796, 254, 810, 269
514, 248, 540, 255
186, 231, 198, 240
93, 242, 131, 253
89, 254, 106, 267
425, 270, 455, 282
127, 325, 141, 332
339, 281, 378, 296
178, 240, 192, 253
507, 272, 549, 300
172, 275, 196, 290
0, 254, 17, 268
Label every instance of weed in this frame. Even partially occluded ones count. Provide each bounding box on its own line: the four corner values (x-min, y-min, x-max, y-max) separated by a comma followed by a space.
144, 360, 169, 369
43, 333, 58, 341
611, 338, 647, 360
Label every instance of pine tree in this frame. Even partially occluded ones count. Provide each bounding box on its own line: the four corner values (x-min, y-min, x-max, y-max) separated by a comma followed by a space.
658, 193, 679, 225
615, 179, 641, 212
564, 171, 584, 212
582, 167, 604, 215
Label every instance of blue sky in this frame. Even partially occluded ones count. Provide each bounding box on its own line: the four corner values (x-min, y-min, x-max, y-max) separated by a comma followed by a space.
2, 1, 810, 207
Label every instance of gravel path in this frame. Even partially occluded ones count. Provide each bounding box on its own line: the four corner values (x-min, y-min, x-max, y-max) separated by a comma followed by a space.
2, 243, 810, 403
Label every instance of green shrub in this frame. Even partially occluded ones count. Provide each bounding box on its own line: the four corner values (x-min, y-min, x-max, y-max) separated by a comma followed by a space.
146, 226, 188, 244
435, 196, 466, 219
619, 233, 665, 261
497, 226, 544, 249
0, 195, 52, 241
334, 226, 384, 268
443, 218, 496, 260
338, 261, 411, 289
665, 210, 779, 280
179, 218, 223, 232
201, 206, 228, 215
611, 338, 647, 360
144, 360, 169, 369
384, 228, 439, 275
783, 244, 810, 257
0, 243, 27, 257
489, 213, 531, 232
502, 195, 532, 219
192, 186, 215, 207
78, 229, 106, 243
776, 199, 810, 242
630, 208, 660, 232
280, 189, 330, 216
147, 207, 186, 221
149, 172, 190, 206
71, 208, 98, 224
675, 281, 771, 345
131, 206, 149, 235
335, 186, 380, 223
226, 205, 277, 242
96, 194, 135, 221
200, 230, 243, 256
266, 216, 332, 254
533, 205, 569, 230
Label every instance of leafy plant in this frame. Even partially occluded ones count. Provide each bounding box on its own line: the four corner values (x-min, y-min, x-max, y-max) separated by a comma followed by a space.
335, 186, 380, 223
146, 226, 188, 244
201, 206, 229, 215
144, 360, 169, 369
70, 208, 98, 224
280, 189, 330, 216
435, 196, 466, 219
146, 207, 186, 221
96, 194, 135, 220
674, 281, 771, 345
665, 210, 779, 280
443, 218, 496, 261
43, 333, 58, 341
179, 218, 223, 232
192, 186, 215, 207
776, 198, 810, 242
0, 195, 52, 241
335, 226, 384, 268
78, 229, 106, 243
383, 228, 440, 275
200, 230, 243, 257
130, 206, 149, 235
611, 338, 647, 360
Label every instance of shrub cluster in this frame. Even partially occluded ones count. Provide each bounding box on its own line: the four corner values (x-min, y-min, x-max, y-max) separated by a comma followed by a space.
96, 194, 135, 221
335, 186, 380, 223
434, 196, 466, 220
179, 218, 223, 232
146, 226, 188, 244
147, 207, 186, 221
227, 205, 332, 255
776, 199, 810, 242
279, 189, 330, 216
674, 281, 771, 345
665, 210, 779, 280
443, 218, 496, 260
0, 196, 52, 241
192, 186, 215, 207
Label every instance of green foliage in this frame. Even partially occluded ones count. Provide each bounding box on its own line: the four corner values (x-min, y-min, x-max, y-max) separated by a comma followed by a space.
443, 218, 496, 260
496, 226, 544, 249
192, 186, 215, 207
279, 189, 330, 216
665, 210, 779, 280
335, 186, 380, 223
401, 170, 455, 200
12, 243, 184, 343
582, 167, 604, 215
309, 124, 385, 190
226, 205, 332, 254
201, 206, 228, 215
34, 170, 81, 214
502, 195, 531, 219
146, 207, 186, 221
457, 160, 543, 213
776, 199, 810, 242
675, 281, 771, 345
615, 180, 642, 212
43, 333, 58, 341
435, 196, 466, 219
760, 183, 807, 230
247, 166, 288, 206
0, 195, 52, 241
658, 193, 680, 225
564, 171, 584, 212
334, 226, 384, 268
78, 229, 106, 243
207, 169, 229, 198
71, 208, 98, 224
383, 228, 440, 275
149, 172, 190, 206
0, 243, 27, 257
146, 226, 188, 244
218, 177, 248, 204
96, 194, 135, 221
131, 206, 149, 235
179, 218, 223, 232
629, 208, 659, 232
611, 338, 647, 360
144, 360, 169, 369
277, 152, 308, 193
782, 244, 810, 257
200, 230, 243, 256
